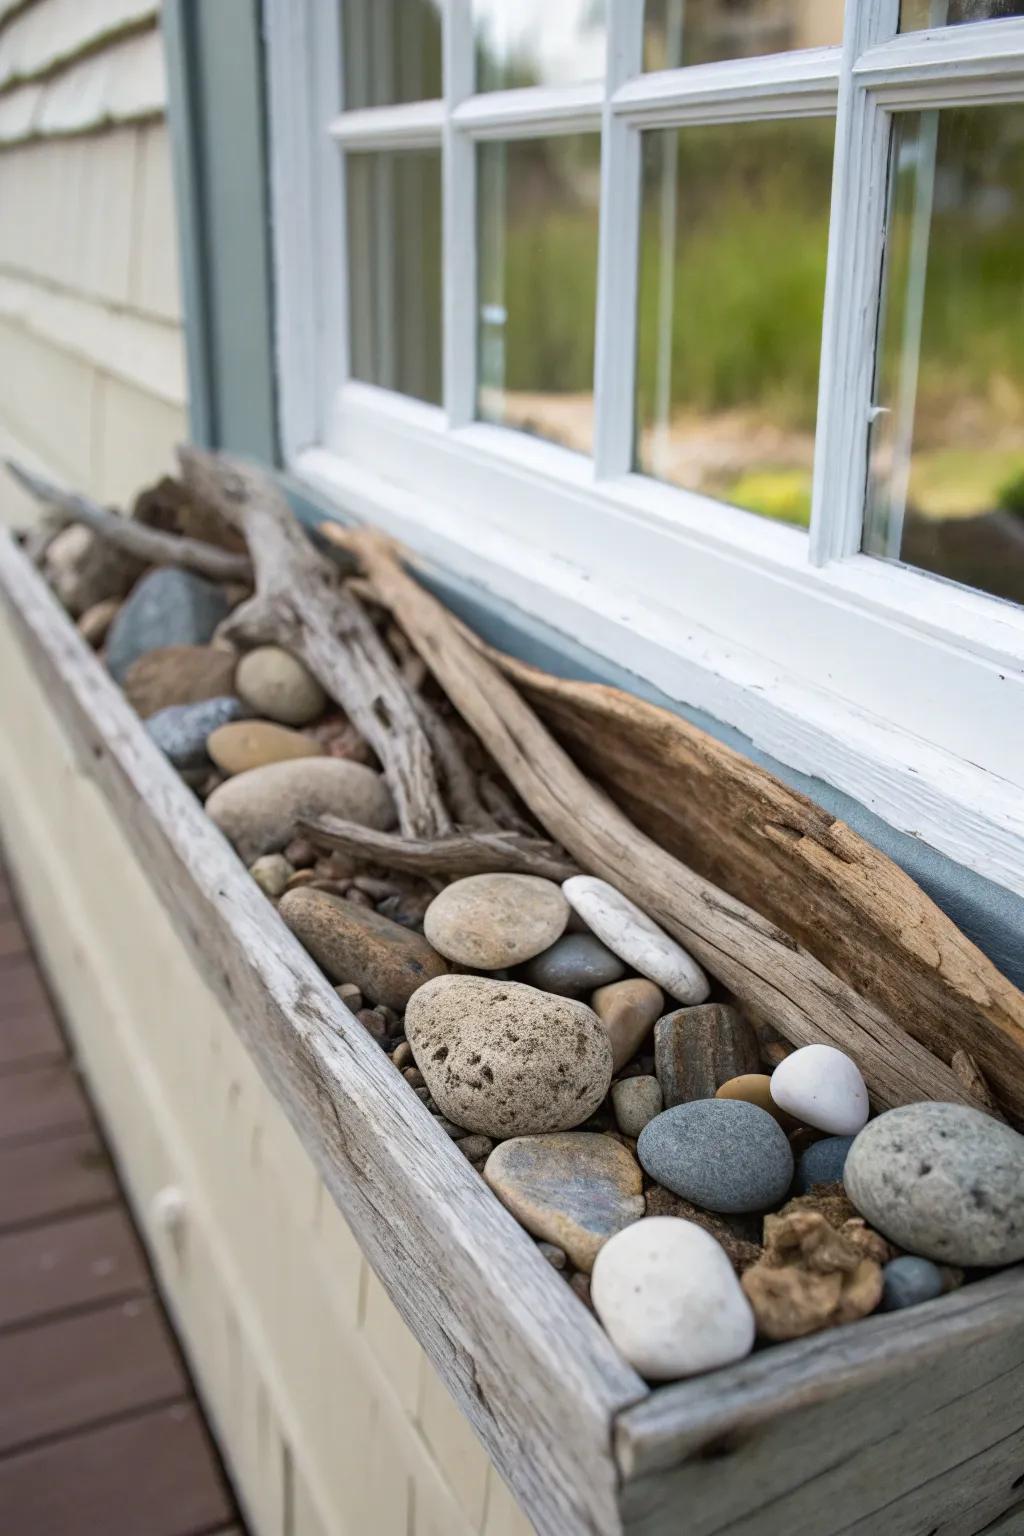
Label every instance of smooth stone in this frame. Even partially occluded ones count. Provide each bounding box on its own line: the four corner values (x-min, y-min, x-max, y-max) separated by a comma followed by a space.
105, 568, 230, 682
880, 1256, 946, 1312
591, 978, 664, 1072
45, 524, 142, 617
655, 1005, 760, 1107
235, 645, 327, 725
76, 596, 121, 648
844, 1102, 1024, 1267
423, 873, 569, 970
279, 888, 447, 1010
793, 1134, 855, 1194
770, 1044, 869, 1136
208, 718, 324, 775
612, 1076, 663, 1138
249, 853, 294, 899
146, 696, 247, 769
638, 1099, 794, 1214
483, 1132, 645, 1272
206, 757, 394, 863
717, 1073, 797, 1130
405, 975, 612, 1138
122, 644, 238, 718
591, 1218, 756, 1380
521, 932, 625, 996
562, 876, 710, 1004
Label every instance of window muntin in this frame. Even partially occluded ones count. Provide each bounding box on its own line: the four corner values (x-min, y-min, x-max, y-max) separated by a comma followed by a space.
642, 0, 844, 72
477, 135, 601, 453
472, 0, 607, 92
340, 0, 443, 110
865, 104, 1024, 605
634, 117, 834, 526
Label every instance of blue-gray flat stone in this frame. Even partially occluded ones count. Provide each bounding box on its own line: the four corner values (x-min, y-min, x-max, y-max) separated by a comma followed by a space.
106, 568, 230, 682
637, 1098, 794, 1214
880, 1256, 946, 1312
844, 1102, 1024, 1266
793, 1135, 855, 1194
146, 695, 248, 769
521, 932, 625, 996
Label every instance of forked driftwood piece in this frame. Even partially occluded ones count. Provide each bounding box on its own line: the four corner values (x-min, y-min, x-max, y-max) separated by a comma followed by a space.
296, 815, 580, 882
328, 523, 982, 1114
177, 448, 450, 840
6, 459, 253, 583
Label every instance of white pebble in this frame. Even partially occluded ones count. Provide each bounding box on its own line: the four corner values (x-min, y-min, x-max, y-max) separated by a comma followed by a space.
562, 876, 709, 1004
590, 1218, 755, 1380
769, 1043, 869, 1135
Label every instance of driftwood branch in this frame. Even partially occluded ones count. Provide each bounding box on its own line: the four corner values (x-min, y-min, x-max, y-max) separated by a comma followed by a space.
297, 815, 580, 882
5, 459, 253, 583
177, 448, 451, 840
326, 523, 983, 1114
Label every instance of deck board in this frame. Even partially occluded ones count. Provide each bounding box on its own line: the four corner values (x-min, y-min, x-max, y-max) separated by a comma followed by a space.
0, 1060, 93, 1144
0, 1130, 118, 1231
0, 1207, 150, 1330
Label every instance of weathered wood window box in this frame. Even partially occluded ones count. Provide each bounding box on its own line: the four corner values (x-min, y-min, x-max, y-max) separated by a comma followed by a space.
1, 527, 1022, 1536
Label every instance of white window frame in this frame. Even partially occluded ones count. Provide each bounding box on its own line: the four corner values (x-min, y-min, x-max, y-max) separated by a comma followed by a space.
265, 0, 1024, 900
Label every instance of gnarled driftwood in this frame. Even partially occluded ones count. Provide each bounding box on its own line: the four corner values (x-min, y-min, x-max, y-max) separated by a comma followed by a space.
297, 815, 579, 882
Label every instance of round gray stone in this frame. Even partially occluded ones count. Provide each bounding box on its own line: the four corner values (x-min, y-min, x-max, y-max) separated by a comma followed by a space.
521, 932, 626, 996
880, 1256, 946, 1312
793, 1135, 855, 1195
844, 1102, 1024, 1267
637, 1098, 794, 1214
146, 695, 248, 769
106, 568, 230, 682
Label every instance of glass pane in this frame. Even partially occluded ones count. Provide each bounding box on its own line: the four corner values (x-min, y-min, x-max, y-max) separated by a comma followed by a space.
899, 0, 1024, 30
865, 107, 1024, 606
473, 0, 606, 92
341, 0, 442, 110
346, 149, 442, 405
477, 135, 600, 453
643, 0, 844, 71
634, 119, 834, 526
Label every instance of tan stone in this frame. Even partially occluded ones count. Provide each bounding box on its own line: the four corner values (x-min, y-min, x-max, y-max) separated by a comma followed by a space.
591, 978, 663, 1071
423, 873, 569, 969
279, 888, 447, 1010
77, 597, 121, 648
716, 1072, 798, 1129
121, 644, 238, 718
235, 645, 326, 726
208, 719, 324, 775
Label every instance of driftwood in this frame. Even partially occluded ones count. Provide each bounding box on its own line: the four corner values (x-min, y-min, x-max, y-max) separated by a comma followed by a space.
177, 449, 450, 840
297, 815, 580, 882
6, 459, 253, 583
326, 523, 985, 1115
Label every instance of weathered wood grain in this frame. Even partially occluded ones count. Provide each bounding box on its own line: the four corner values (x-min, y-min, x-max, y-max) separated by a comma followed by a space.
0, 530, 646, 1536
615, 1268, 1024, 1536
297, 814, 579, 881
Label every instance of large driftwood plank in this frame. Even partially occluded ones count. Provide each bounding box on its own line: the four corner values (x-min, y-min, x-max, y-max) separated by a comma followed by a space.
615, 1267, 1024, 1536
492, 652, 1024, 1123
335, 528, 977, 1115
0, 531, 645, 1536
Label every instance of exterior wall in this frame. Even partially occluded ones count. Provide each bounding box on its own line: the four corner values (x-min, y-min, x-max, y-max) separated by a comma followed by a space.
0, 599, 534, 1536
0, 0, 186, 525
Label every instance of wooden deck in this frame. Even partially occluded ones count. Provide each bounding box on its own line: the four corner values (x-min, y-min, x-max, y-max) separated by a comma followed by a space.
0, 865, 243, 1536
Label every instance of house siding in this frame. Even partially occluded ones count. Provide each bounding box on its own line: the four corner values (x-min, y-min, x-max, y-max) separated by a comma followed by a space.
0, 0, 186, 523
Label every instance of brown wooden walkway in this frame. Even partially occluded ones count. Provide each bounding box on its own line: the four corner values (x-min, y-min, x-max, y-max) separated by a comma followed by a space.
0, 863, 243, 1536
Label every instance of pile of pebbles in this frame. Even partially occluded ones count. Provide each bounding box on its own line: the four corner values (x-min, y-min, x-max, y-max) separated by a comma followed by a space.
49, 545, 1024, 1384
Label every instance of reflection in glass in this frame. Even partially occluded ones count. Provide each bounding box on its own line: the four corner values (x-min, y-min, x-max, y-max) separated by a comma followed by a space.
865, 107, 1024, 605
346, 150, 442, 405
341, 0, 442, 110
643, 0, 843, 71
477, 136, 601, 453
634, 120, 834, 526
473, 0, 606, 92
899, 0, 1024, 30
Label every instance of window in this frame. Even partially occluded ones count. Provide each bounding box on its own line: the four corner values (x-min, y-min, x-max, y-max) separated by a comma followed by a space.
267, 1, 1024, 900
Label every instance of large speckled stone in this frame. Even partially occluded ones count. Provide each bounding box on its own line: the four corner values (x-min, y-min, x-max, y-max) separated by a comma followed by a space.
423, 873, 569, 969
521, 932, 625, 996
483, 1133, 644, 1271
592, 978, 664, 1072
405, 975, 612, 1138
235, 646, 327, 725
844, 1102, 1024, 1267
207, 718, 324, 775
146, 695, 247, 769
205, 756, 394, 863
562, 876, 710, 1003
279, 888, 447, 1010
121, 644, 238, 718
105, 568, 230, 682
638, 1099, 794, 1214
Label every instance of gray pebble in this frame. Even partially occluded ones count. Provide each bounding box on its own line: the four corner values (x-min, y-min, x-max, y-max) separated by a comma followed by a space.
793, 1135, 855, 1194
611, 1076, 663, 1138
458, 1134, 494, 1161
146, 695, 247, 769
521, 932, 625, 997
844, 1102, 1024, 1267
880, 1256, 946, 1312
637, 1098, 794, 1214
538, 1241, 567, 1270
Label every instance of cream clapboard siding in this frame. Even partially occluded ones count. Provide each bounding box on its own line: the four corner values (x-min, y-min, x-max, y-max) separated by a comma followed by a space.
0, 602, 535, 1536
0, 0, 185, 526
